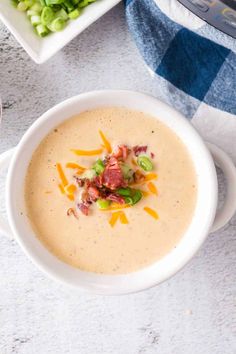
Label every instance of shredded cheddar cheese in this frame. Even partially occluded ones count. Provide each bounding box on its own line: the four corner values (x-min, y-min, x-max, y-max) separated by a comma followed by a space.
109, 211, 129, 226
144, 173, 158, 182
143, 206, 159, 220
65, 184, 77, 195
71, 148, 103, 156
58, 184, 65, 194
120, 211, 129, 224
56, 163, 68, 187
99, 130, 112, 153
66, 162, 86, 171
76, 170, 84, 175
147, 182, 158, 195
109, 211, 122, 227
67, 194, 75, 201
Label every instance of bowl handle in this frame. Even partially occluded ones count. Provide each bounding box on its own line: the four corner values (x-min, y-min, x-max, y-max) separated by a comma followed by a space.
0, 148, 15, 239
207, 143, 236, 233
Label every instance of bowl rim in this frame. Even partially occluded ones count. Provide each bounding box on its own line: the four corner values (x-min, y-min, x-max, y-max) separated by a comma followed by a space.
6, 90, 218, 295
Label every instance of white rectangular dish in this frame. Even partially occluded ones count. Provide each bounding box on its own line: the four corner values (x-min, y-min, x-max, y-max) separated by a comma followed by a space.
0, 0, 120, 64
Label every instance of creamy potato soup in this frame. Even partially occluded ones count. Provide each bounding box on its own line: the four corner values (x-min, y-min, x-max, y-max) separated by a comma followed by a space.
25, 107, 197, 274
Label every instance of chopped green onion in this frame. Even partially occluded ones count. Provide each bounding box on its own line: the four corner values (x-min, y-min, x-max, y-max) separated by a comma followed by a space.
137, 155, 153, 172
36, 24, 49, 37
78, 0, 95, 8
68, 8, 80, 19
31, 15, 41, 26
63, 0, 74, 11
117, 187, 132, 196
41, 6, 54, 25
17, 2, 28, 11
49, 17, 65, 31
131, 190, 142, 204
25, 0, 35, 7
93, 159, 105, 175
124, 189, 142, 205
55, 8, 68, 20
81, 169, 96, 180
30, 2, 43, 12
45, 0, 64, 5
124, 196, 133, 205
11, 0, 19, 8
51, 4, 62, 10
27, 9, 39, 17
11, 0, 98, 37
96, 199, 111, 210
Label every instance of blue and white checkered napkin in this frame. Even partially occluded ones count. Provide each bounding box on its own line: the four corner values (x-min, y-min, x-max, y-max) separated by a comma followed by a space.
125, 0, 236, 160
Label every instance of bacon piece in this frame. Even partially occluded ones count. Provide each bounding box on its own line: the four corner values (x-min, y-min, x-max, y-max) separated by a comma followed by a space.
106, 193, 125, 204
133, 145, 147, 156
74, 177, 91, 189
93, 175, 103, 188
112, 145, 130, 161
74, 176, 85, 187
81, 190, 89, 203
102, 156, 126, 190
78, 203, 89, 216
87, 186, 100, 202
67, 208, 78, 219
150, 152, 155, 159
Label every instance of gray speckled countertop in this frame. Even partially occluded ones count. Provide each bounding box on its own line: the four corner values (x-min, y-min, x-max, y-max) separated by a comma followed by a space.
0, 3, 235, 354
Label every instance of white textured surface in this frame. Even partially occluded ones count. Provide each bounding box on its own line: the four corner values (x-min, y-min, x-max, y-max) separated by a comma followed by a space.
0, 4, 235, 353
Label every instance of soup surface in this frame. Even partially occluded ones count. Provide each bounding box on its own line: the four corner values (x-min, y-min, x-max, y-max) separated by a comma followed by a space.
25, 107, 197, 274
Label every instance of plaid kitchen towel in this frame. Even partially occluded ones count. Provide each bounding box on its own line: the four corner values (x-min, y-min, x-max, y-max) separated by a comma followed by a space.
125, 0, 236, 160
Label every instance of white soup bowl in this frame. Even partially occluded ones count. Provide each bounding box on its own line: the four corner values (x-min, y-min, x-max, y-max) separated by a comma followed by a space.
0, 90, 236, 295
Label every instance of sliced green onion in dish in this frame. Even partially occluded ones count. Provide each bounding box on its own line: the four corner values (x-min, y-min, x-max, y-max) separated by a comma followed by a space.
36, 23, 49, 37
96, 199, 111, 210
55, 8, 68, 20
17, 1, 28, 11
137, 155, 153, 172
11, 0, 19, 8
63, 0, 74, 12
47, 17, 65, 31
41, 6, 54, 25
30, 2, 43, 11
27, 9, 39, 17
78, 0, 96, 8
31, 14, 41, 25
13, 0, 98, 37
45, 0, 64, 5
25, 0, 35, 7
68, 8, 80, 19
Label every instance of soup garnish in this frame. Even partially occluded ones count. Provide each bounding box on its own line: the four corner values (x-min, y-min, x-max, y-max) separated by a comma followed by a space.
56, 130, 159, 226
